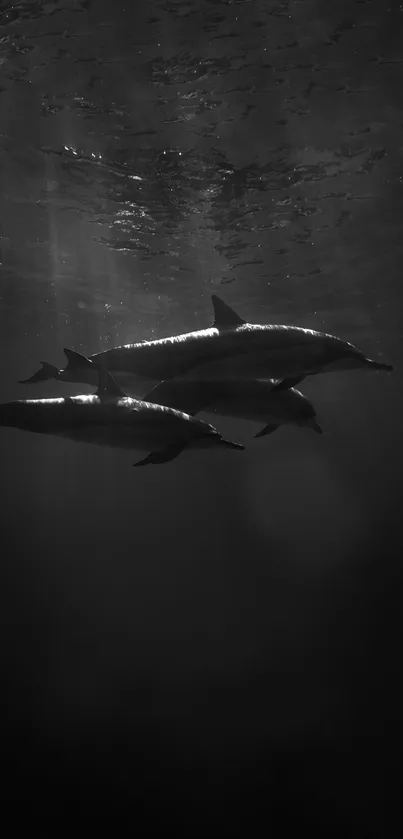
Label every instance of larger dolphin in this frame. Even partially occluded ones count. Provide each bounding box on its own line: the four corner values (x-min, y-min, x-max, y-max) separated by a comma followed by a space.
20, 295, 392, 396
1, 368, 244, 466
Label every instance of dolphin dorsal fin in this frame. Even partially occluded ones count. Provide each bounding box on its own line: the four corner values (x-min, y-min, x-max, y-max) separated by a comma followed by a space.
211, 295, 246, 330
64, 348, 92, 369
96, 368, 127, 401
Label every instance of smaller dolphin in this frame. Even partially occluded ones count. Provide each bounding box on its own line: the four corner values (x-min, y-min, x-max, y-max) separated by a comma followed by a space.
143, 378, 322, 437
206, 381, 322, 437
1, 368, 244, 466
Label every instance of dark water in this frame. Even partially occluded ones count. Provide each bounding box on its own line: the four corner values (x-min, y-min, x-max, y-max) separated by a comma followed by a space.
0, 0, 402, 832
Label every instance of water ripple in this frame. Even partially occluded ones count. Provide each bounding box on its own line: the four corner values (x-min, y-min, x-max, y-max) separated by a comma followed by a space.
0, 0, 401, 331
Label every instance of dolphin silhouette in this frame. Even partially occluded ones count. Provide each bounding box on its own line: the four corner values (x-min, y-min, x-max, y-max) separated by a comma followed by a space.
2, 368, 244, 466
19, 296, 393, 401
144, 377, 322, 437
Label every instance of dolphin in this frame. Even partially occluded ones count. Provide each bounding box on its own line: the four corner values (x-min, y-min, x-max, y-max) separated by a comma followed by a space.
1, 368, 244, 466
143, 377, 322, 437
19, 295, 393, 400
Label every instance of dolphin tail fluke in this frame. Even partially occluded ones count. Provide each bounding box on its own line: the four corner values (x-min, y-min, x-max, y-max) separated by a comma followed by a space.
133, 443, 185, 467
364, 358, 393, 372
255, 423, 279, 438
19, 361, 59, 384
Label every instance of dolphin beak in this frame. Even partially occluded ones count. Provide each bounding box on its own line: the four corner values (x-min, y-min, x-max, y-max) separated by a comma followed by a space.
220, 439, 245, 451
311, 421, 323, 434
363, 358, 393, 371
304, 418, 322, 434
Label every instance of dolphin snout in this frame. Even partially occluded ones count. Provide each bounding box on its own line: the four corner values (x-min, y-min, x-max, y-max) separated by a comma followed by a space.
306, 419, 323, 434
219, 439, 245, 451
364, 358, 393, 372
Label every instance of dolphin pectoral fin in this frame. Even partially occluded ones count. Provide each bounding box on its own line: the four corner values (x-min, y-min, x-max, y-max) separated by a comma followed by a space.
133, 443, 185, 467
270, 376, 305, 392
255, 423, 279, 438
211, 295, 246, 330
19, 361, 59, 384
